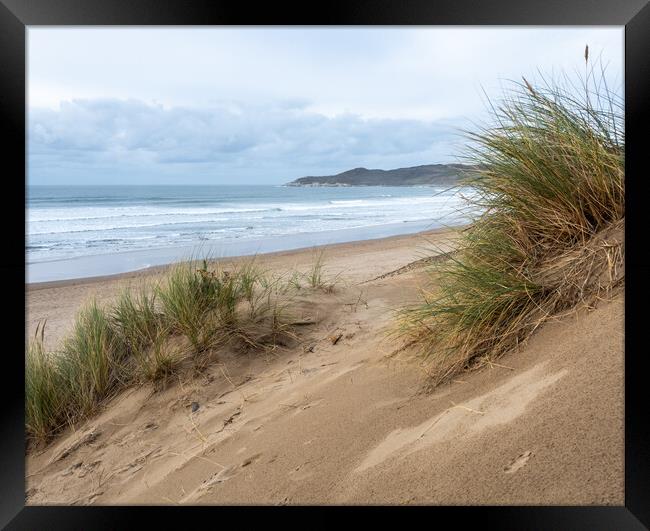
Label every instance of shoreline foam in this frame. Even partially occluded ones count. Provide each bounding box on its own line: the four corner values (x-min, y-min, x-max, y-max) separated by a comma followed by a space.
27, 222, 462, 284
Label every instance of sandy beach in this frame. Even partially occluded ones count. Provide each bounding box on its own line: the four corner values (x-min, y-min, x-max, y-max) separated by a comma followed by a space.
25, 228, 624, 505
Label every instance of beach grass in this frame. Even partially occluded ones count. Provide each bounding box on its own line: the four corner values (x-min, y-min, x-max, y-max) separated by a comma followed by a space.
307, 249, 326, 289
25, 322, 69, 441
111, 285, 162, 356
156, 261, 223, 355
134, 326, 184, 384
398, 59, 624, 384
58, 300, 127, 416
304, 248, 341, 293
25, 258, 302, 443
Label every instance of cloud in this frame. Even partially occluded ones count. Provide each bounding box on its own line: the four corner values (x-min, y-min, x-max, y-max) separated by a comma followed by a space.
28, 27, 622, 121
28, 99, 460, 184
27, 27, 622, 184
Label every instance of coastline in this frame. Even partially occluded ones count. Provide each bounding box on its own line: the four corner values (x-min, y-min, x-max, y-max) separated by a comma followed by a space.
28, 184, 472, 282
27, 220, 464, 285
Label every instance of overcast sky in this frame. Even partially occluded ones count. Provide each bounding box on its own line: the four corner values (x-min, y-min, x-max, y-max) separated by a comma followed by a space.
28, 27, 623, 185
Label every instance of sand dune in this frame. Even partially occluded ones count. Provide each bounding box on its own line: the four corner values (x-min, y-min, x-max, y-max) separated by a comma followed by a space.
25, 229, 623, 505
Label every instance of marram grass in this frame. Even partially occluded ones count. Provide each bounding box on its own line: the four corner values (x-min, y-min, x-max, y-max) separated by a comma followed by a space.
25, 257, 316, 443
25, 322, 69, 441
111, 285, 161, 356
398, 62, 624, 385
58, 300, 127, 416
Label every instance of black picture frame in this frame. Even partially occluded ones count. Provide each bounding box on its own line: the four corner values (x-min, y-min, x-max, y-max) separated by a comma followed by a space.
3, 1, 649, 528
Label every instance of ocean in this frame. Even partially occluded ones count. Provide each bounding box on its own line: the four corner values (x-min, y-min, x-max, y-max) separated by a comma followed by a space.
27, 185, 474, 282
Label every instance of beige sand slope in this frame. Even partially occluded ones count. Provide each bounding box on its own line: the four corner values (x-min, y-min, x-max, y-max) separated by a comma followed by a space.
25, 229, 623, 505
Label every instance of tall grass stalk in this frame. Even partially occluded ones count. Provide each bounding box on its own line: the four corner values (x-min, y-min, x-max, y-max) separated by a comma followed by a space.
307, 249, 325, 289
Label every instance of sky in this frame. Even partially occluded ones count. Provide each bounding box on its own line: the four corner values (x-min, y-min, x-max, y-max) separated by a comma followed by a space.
28, 27, 623, 185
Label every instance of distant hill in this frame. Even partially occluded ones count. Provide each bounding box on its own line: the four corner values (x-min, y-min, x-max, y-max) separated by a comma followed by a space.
285, 164, 474, 187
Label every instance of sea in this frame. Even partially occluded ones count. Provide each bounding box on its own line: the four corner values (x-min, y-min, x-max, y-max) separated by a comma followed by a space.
26, 185, 475, 283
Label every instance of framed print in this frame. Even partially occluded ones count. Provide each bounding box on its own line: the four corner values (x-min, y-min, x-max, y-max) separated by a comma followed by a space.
2, 0, 649, 528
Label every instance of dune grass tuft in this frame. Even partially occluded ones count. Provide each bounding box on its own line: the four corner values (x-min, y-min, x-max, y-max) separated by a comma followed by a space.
25, 258, 304, 443
304, 249, 341, 293
134, 326, 184, 384
111, 285, 161, 355
59, 300, 127, 416
307, 249, 326, 289
25, 322, 69, 441
398, 62, 624, 385
156, 261, 224, 355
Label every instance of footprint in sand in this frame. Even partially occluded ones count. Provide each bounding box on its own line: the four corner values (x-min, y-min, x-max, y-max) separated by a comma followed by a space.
241, 453, 263, 468
85, 491, 103, 504
76, 460, 102, 479
504, 451, 533, 474
55, 428, 102, 460
196, 453, 263, 493
198, 464, 240, 492
60, 461, 83, 477
290, 398, 324, 417
288, 461, 314, 481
